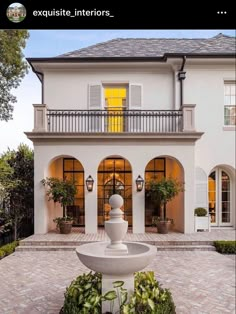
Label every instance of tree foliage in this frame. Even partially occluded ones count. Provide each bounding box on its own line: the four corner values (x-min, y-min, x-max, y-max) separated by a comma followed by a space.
148, 177, 183, 221
0, 144, 34, 240
42, 177, 77, 217
0, 30, 29, 121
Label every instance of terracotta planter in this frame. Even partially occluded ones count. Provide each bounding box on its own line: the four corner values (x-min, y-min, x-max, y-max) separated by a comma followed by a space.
59, 221, 72, 234
156, 221, 172, 234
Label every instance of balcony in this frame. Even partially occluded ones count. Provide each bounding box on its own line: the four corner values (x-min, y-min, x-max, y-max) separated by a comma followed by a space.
32, 104, 196, 134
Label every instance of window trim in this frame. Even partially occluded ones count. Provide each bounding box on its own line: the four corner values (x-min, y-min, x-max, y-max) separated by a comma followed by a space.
224, 81, 236, 127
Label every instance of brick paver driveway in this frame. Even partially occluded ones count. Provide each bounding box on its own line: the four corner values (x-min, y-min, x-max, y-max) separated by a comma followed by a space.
0, 251, 235, 314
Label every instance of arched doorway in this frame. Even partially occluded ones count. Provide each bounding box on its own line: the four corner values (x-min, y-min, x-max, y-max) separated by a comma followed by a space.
145, 158, 166, 225
48, 156, 85, 227
144, 156, 184, 231
97, 157, 132, 227
208, 167, 233, 226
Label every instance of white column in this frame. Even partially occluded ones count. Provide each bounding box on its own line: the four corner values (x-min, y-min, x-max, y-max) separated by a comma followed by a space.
182, 104, 196, 132
184, 151, 195, 233
132, 172, 145, 233
33, 104, 47, 132
84, 171, 97, 233
102, 274, 134, 313
34, 150, 48, 234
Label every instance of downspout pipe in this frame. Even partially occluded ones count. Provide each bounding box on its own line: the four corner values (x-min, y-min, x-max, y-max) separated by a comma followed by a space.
178, 56, 186, 107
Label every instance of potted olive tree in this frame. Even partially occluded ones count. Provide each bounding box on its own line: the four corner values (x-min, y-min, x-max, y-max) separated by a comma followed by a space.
42, 177, 77, 234
148, 177, 183, 234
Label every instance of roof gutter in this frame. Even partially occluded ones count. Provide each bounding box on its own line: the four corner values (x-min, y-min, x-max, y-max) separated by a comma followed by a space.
26, 53, 235, 65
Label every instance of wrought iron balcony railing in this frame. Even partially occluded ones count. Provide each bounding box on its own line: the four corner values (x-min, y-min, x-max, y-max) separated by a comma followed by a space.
46, 109, 183, 133
32, 104, 196, 134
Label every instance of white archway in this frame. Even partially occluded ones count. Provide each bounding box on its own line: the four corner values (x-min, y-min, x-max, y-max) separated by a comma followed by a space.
208, 164, 235, 227
97, 155, 133, 229
45, 155, 85, 231
145, 155, 185, 232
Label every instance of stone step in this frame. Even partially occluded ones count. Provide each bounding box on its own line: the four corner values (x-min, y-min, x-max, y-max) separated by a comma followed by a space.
19, 240, 214, 247
142, 241, 214, 246
156, 245, 216, 251
16, 246, 76, 252
19, 241, 93, 246
16, 244, 216, 252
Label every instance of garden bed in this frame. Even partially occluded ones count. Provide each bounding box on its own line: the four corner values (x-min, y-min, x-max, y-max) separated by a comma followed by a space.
61, 271, 176, 314
0, 240, 19, 260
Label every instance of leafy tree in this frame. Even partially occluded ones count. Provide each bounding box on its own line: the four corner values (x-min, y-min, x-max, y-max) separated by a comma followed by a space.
0, 144, 34, 240
148, 177, 183, 221
0, 30, 29, 121
42, 177, 77, 217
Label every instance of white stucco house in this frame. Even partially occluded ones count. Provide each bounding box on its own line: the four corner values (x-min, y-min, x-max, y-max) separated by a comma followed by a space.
26, 33, 235, 234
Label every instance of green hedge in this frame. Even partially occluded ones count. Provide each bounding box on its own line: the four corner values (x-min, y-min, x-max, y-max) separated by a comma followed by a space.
62, 271, 175, 314
0, 240, 19, 260
214, 241, 236, 254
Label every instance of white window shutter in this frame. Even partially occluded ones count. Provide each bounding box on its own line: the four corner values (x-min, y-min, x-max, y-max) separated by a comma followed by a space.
195, 167, 208, 210
88, 84, 101, 109
129, 84, 142, 109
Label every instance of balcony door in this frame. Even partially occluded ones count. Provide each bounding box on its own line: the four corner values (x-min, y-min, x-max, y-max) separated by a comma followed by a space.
104, 87, 127, 132
208, 169, 232, 226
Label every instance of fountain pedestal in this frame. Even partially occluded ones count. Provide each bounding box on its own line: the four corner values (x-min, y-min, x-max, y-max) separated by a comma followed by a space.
76, 194, 156, 313
105, 195, 128, 256
102, 274, 133, 313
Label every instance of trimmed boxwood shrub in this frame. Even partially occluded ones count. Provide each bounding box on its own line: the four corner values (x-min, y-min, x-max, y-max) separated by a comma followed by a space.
62, 271, 176, 314
0, 249, 5, 259
0, 240, 19, 259
214, 241, 236, 254
194, 207, 207, 216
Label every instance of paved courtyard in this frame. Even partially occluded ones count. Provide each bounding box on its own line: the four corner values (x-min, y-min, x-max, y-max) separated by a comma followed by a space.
0, 250, 235, 314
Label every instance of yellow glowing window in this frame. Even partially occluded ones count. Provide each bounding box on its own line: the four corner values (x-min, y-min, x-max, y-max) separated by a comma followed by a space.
105, 87, 126, 132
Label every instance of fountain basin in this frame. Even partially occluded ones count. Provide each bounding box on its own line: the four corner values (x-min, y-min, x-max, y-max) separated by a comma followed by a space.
76, 242, 156, 276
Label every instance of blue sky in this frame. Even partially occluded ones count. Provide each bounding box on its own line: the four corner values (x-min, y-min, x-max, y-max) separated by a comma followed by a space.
0, 29, 235, 153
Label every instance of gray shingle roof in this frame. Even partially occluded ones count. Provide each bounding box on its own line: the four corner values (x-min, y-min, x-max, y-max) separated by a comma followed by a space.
58, 34, 235, 58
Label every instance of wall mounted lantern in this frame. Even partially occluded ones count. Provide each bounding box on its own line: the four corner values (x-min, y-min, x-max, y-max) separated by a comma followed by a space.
136, 175, 144, 192
86, 175, 94, 192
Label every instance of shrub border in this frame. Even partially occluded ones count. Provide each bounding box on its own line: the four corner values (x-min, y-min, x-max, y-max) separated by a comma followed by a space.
0, 240, 19, 260
214, 240, 236, 254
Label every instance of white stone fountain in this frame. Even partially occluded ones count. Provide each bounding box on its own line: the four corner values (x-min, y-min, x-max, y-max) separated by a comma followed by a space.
76, 194, 156, 313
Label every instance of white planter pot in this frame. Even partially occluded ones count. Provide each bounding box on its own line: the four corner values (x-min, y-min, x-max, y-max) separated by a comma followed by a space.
194, 215, 211, 232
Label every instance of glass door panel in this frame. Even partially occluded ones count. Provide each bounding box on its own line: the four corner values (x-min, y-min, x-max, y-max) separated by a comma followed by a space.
208, 169, 232, 227
221, 171, 231, 224
145, 158, 166, 226
208, 171, 217, 225
63, 158, 84, 226
105, 87, 126, 132
97, 158, 132, 226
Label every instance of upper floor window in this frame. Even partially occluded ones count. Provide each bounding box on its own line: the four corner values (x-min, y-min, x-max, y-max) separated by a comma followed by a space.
224, 82, 236, 126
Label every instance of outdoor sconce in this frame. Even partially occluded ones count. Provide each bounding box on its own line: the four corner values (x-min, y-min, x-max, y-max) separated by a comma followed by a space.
136, 175, 144, 192
86, 175, 94, 192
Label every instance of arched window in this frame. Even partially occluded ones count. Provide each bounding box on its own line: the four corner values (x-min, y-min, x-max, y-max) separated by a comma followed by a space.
208, 169, 231, 226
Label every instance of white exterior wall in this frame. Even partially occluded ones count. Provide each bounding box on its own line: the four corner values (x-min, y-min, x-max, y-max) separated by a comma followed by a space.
34, 141, 195, 234
185, 64, 235, 227
185, 64, 235, 173
43, 67, 174, 110
32, 59, 235, 233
